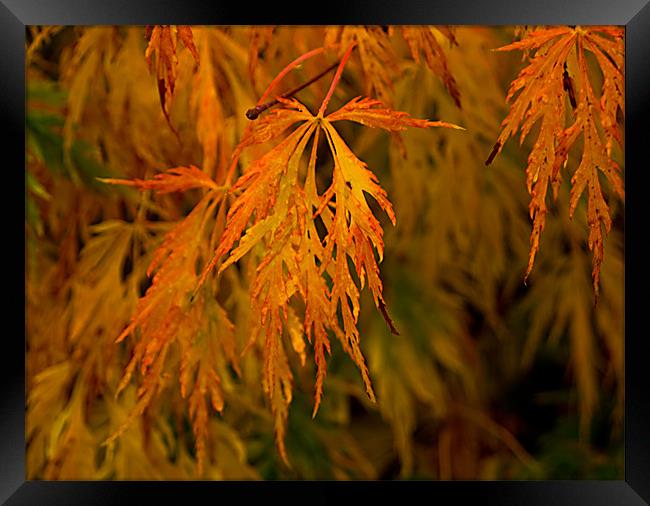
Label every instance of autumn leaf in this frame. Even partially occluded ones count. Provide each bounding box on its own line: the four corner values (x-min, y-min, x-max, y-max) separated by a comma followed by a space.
487, 26, 624, 298
145, 25, 200, 128
101, 167, 236, 476
401, 26, 462, 108
199, 43, 462, 463
99, 165, 222, 194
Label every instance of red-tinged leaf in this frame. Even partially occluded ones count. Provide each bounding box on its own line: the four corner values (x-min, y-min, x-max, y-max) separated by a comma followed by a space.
106, 192, 239, 476
327, 96, 463, 132
495, 26, 573, 53
177, 26, 199, 64
145, 25, 199, 129
490, 26, 624, 295
199, 45, 461, 458
99, 166, 221, 194
401, 26, 462, 107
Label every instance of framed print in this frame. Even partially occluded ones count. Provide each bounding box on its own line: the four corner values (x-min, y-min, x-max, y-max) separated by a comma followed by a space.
5, 0, 650, 504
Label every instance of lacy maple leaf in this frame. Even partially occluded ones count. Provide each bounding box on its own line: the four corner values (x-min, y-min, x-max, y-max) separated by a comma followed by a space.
487, 26, 624, 298
145, 25, 199, 127
401, 26, 462, 108
199, 43, 462, 463
101, 168, 235, 476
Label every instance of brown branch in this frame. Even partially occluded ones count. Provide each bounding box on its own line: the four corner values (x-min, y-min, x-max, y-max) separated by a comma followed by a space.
485, 141, 501, 166
246, 60, 340, 120
378, 299, 400, 336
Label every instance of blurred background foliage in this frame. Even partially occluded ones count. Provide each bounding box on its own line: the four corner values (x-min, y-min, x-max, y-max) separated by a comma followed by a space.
25, 25, 623, 480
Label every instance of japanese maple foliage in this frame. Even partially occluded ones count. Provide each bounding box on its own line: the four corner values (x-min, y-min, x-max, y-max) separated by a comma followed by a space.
104, 42, 462, 465
487, 26, 624, 298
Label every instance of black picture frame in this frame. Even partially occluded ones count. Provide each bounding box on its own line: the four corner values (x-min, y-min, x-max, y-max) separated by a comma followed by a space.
5, 1, 649, 504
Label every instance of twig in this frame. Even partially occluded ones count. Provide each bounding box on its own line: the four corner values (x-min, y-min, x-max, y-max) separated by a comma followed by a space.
246, 60, 340, 120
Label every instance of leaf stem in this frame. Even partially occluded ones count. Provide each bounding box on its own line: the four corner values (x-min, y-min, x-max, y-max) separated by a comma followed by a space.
318, 42, 357, 117
257, 46, 326, 105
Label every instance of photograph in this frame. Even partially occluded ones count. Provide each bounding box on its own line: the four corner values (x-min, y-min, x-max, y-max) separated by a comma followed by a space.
25, 24, 627, 482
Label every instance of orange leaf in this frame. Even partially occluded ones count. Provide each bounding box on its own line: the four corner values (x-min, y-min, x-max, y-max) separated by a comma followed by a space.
203, 44, 463, 458
327, 96, 463, 131
489, 26, 624, 296
145, 25, 199, 128
99, 166, 221, 194
401, 26, 462, 107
